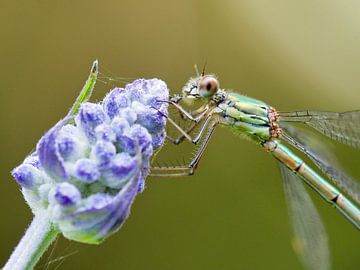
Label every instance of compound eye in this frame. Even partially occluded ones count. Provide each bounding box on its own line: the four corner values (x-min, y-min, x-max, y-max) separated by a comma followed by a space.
198, 76, 219, 97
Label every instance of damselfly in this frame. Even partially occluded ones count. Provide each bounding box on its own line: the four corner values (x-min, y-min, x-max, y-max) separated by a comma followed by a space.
150, 72, 360, 270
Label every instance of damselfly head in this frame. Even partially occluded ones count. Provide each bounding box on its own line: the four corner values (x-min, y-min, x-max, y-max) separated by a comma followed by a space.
182, 75, 219, 101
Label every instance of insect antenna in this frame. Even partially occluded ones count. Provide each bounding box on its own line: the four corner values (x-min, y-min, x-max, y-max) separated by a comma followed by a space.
201, 60, 208, 76
194, 64, 200, 76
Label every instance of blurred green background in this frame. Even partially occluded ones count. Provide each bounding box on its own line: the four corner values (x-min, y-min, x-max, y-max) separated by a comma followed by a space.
1, 0, 360, 269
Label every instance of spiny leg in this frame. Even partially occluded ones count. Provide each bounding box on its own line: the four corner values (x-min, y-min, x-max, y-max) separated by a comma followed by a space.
169, 94, 187, 120
163, 99, 208, 123
165, 106, 206, 144
164, 114, 192, 141
159, 96, 208, 141
150, 120, 218, 177
153, 114, 215, 172
167, 113, 213, 145
159, 95, 191, 121
153, 103, 194, 142
192, 114, 213, 144
189, 120, 218, 168
166, 122, 198, 145
155, 102, 210, 144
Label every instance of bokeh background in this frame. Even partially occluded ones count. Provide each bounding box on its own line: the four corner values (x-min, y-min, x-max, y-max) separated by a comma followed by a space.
1, 0, 360, 269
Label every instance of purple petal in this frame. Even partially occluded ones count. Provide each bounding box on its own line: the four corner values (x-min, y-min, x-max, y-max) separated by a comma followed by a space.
59, 171, 143, 244
96, 173, 143, 241
37, 118, 69, 181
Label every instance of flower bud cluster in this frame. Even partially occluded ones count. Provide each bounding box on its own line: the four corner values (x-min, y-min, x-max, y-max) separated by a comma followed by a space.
12, 79, 168, 243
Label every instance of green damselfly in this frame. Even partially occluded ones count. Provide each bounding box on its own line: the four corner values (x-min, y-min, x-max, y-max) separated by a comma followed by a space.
150, 72, 360, 270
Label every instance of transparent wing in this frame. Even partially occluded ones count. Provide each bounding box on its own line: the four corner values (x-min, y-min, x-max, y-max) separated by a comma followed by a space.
280, 110, 360, 148
278, 162, 330, 270
281, 122, 360, 205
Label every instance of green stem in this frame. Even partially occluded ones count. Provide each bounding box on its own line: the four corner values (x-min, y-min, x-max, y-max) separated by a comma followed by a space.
3, 211, 59, 270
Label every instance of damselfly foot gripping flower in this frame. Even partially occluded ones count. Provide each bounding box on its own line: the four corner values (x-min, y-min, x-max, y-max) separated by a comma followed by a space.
12, 69, 169, 244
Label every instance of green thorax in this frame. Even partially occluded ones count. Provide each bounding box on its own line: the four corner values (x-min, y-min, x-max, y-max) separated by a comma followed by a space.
216, 92, 272, 143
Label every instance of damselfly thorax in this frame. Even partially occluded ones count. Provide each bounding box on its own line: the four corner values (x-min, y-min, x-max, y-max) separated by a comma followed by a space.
213, 91, 281, 143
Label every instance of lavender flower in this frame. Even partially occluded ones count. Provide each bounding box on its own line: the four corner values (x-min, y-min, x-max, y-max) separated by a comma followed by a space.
12, 78, 169, 244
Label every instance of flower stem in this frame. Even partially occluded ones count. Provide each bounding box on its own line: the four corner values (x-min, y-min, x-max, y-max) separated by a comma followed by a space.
3, 211, 59, 270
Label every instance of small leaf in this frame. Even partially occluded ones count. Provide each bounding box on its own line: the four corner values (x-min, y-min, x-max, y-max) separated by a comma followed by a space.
67, 60, 99, 117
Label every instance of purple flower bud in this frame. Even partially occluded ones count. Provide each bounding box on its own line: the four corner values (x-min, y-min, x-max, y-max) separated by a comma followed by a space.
103, 88, 130, 119
117, 134, 136, 155
130, 125, 152, 154
102, 153, 138, 189
24, 153, 41, 169
56, 125, 88, 161
12, 164, 42, 188
95, 124, 116, 142
144, 95, 164, 109
76, 103, 106, 142
74, 159, 100, 183
83, 193, 114, 211
126, 79, 149, 101
119, 107, 137, 125
58, 136, 75, 159
111, 117, 130, 139
91, 140, 116, 170
131, 100, 146, 113
137, 107, 167, 133
51, 183, 81, 206
152, 131, 166, 149
145, 79, 169, 103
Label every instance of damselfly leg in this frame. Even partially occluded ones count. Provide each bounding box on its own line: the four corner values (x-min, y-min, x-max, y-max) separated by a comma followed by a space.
150, 120, 218, 177
154, 100, 210, 144
165, 104, 209, 144
150, 102, 218, 177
